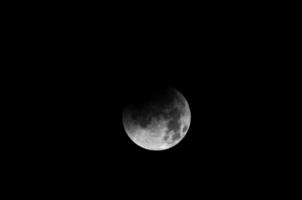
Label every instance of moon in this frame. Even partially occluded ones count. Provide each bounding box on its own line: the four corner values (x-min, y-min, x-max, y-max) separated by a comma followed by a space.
123, 89, 191, 151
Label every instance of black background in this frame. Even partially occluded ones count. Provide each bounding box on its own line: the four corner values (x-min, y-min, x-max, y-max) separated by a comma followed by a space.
5, 3, 286, 197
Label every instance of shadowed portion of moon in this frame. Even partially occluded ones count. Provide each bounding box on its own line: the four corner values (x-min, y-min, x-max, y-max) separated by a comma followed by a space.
123, 87, 191, 151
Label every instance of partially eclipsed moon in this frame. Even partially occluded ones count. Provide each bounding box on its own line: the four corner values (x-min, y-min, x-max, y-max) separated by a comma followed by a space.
123, 89, 191, 151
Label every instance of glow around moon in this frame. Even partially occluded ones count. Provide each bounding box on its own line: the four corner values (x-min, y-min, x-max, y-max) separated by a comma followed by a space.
123, 90, 191, 151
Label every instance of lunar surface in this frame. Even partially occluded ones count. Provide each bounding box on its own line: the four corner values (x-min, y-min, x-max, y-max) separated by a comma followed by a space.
123, 88, 191, 151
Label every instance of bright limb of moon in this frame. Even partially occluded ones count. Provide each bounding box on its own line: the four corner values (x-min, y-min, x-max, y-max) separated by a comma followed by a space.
173, 90, 191, 138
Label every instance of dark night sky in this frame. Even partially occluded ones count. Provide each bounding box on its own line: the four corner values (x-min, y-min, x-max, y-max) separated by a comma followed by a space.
31, 37, 270, 188
10, 8, 282, 196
